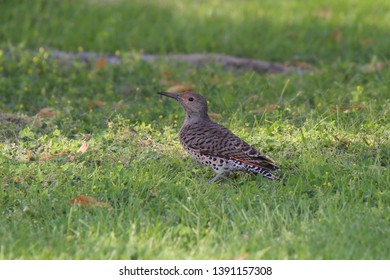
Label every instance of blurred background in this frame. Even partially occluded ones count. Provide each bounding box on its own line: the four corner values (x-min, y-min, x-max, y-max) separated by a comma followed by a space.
1, 0, 389, 63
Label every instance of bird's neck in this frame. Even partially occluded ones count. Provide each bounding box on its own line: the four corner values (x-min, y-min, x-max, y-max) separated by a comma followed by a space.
185, 112, 211, 124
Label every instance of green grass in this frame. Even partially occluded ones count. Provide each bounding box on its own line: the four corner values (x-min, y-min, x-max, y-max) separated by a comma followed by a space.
1, 0, 390, 259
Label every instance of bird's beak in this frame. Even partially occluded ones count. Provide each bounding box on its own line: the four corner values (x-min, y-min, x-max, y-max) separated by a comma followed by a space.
157, 91, 180, 100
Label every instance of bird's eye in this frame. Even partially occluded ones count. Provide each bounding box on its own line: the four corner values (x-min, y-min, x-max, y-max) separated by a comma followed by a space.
188, 97, 194, 101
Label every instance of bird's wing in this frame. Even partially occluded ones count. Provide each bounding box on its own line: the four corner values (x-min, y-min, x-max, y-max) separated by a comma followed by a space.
183, 122, 280, 171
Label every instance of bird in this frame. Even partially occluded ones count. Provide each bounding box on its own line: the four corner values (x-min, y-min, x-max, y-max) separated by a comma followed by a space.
158, 91, 281, 184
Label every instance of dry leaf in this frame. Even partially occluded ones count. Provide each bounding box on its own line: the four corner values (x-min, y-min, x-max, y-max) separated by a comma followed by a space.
39, 152, 70, 162
208, 113, 223, 120
70, 195, 112, 209
161, 71, 173, 83
161, 71, 181, 86
95, 58, 107, 69
210, 76, 221, 84
39, 154, 55, 161
161, 77, 180, 86
361, 61, 390, 73
87, 100, 106, 110
313, 8, 333, 20
13, 177, 21, 183
250, 104, 280, 114
332, 104, 364, 113
161, 79, 179, 86
234, 253, 249, 260
77, 143, 88, 154
0, 113, 35, 126
264, 104, 280, 112
360, 38, 375, 46
37, 108, 55, 118
332, 29, 342, 43
165, 83, 194, 93
149, 188, 159, 197
26, 150, 33, 161
162, 71, 171, 79
27, 150, 75, 162
161, 71, 194, 91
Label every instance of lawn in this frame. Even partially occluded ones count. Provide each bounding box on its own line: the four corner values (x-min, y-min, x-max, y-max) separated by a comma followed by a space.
0, 0, 389, 259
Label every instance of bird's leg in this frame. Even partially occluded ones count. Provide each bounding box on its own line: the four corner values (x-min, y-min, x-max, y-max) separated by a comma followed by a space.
207, 174, 228, 185
190, 171, 203, 182
190, 171, 209, 187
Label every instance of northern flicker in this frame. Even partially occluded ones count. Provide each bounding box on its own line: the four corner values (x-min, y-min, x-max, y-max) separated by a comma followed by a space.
158, 91, 281, 183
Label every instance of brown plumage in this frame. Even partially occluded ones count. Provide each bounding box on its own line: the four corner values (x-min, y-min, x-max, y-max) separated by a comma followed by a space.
158, 91, 281, 183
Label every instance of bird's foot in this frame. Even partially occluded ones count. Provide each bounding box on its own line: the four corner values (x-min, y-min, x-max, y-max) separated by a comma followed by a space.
207, 174, 227, 185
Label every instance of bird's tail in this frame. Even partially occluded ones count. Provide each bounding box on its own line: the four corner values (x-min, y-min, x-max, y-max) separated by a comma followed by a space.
258, 168, 280, 181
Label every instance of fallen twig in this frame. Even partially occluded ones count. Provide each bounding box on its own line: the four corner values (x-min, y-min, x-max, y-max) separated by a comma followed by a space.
50, 50, 295, 74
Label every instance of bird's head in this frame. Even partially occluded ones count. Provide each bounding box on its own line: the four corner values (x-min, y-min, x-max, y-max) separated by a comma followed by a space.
158, 91, 209, 120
